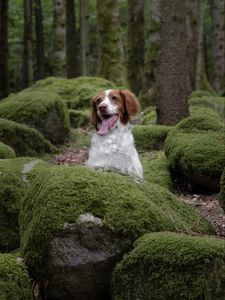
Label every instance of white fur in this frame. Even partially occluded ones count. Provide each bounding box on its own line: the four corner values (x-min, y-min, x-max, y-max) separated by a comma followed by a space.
97, 90, 118, 116
87, 120, 143, 180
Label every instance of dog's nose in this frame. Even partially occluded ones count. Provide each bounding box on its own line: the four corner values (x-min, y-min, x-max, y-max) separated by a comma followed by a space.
99, 104, 108, 112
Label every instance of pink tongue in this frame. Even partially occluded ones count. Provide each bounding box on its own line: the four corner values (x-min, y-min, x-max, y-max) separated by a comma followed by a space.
98, 115, 118, 136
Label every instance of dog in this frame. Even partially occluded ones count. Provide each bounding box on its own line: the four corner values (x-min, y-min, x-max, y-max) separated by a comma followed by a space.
87, 89, 143, 179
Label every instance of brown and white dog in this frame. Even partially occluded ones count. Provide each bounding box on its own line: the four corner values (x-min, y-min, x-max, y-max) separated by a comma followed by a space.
87, 89, 143, 179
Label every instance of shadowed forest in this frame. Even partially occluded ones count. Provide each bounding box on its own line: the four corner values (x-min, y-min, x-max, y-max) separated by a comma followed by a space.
0, 0, 225, 299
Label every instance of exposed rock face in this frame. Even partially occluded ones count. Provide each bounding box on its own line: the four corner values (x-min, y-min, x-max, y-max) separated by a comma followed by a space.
43, 215, 131, 300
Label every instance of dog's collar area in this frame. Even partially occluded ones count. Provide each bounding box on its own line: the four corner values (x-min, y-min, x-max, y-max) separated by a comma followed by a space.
97, 114, 119, 136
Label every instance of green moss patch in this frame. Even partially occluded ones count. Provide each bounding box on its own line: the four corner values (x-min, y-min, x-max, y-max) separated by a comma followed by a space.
188, 90, 212, 99
0, 118, 55, 156
69, 109, 90, 128
0, 142, 16, 159
112, 232, 225, 300
69, 128, 91, 149
141, 152, 172, 189
20, 165, 214, 273
0, 157, 47, 252
0, 90, 70, 144
142, 108, 156, 125
219, 169, 225, 212
133, 125, 173, 151
165, 114, 225, 191
27, 76, 116, 109
0, 254, 31, 300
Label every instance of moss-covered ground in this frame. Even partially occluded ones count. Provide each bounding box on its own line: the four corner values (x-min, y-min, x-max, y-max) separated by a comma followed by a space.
112, 232, 225, 300
0, 142, 16, 159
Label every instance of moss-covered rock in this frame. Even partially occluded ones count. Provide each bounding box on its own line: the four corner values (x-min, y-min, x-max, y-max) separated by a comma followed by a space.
0, 90, 70, 144
0, 142, 16, 158
27, 76, 116, 109
141, 152, 172, 189
133, 125, 173, 151
0, 118, 55, 156
0, 157, 47, 252
0, 254, 31, 300
190, 106, 222, 120
165, 114, 225, 191
69, 109, 90, 128
219, 169, 225, 212
112, 232, 225, 300
142, 108, 156, 125
69, 128, 91, 149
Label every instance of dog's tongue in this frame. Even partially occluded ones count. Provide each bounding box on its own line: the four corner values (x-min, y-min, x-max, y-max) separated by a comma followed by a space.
98, 115, 118, 136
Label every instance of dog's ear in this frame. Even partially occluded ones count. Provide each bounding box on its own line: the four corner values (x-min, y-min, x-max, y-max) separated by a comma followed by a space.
120, 90, 141, 116
90, 95, 101, 129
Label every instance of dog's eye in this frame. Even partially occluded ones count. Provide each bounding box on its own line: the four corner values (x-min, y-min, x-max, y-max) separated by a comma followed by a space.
96, 98, 101, 104
112, 96, 118, 102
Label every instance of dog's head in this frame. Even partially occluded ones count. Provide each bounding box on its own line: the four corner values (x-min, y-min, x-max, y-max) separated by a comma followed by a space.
91, 89, 140, 135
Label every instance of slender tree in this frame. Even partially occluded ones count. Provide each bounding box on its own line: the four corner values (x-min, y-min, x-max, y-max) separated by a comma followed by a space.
23, 0, 33, 87
157, 0, 189, 125
0, 0, 8, 99
127, 0, 144, 95
52, 0, 67, 77
66, 0, 77, 78
96, 0, 124, 85
80, 0, 89, 76
34, 0, 45, 80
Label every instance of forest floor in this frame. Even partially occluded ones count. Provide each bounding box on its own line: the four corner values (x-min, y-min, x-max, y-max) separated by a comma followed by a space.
53, 147, 225, 239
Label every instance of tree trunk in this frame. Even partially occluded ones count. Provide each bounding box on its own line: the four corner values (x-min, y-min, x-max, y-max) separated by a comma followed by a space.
80, 0, 89, 76
52, 0, 67, 77
127, 0, 144, 95
66, 0, 77, 78
211, 0, 225, 93
142, 0, 161, 106
0, 0, 8, 99
34, 0, 45, 80
23, 0, 34, 87
96, 0, 124, 85
157, 0, 189, 125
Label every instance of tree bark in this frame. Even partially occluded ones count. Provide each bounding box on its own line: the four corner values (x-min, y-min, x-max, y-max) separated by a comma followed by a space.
96, 0, 124, 85
157, 0, 189, 125
34, 0, 45, 80
23, 0, 34, 87
52, 0, 67, 77
0, 0, 9, 99
80, 0, 89, 76
127, 0, 144, 95
211, 0, 225, 93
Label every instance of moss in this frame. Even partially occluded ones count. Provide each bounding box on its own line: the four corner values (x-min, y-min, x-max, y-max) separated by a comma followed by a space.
0, 157, 48, 252
27, 76, 116, 109
165, 114, 225, 191
69, 128, 91, 149
69, 109, 90, 128
133, 125, 173, 151
142, 109, 157, 125
190, 106, 222, 120
219, 169, 225, 212
19, 165, 214, 274
112, 232, 225, 300
0, 90, 70, 144
141, 152, 172, 189
0, 254, 31, 300
0, 118, 55, 156
0, 142, 16, 159
188, 90, 212, 99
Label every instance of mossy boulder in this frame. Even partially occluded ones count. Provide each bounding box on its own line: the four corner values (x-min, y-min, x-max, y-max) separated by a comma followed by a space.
0, 118, 55, 156
69, 128, 91, 149
141, 152, 172, 189
133, 125, 173, 151
69, 109, 90, 128
0, 90, 70, 144
219, 169, 225, 212
20, 165, 213, 299
0, 142, 16, 158
142, 108, 156, 125
165, 114, 225, 191
0, 157, 47, 252
190, 106, 222, 120
112, 232, 225, 300
0, 254, 31, 300
28, 76, 116, 109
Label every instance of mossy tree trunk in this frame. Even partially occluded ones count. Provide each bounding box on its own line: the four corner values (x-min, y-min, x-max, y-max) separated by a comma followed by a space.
66, 0, 77, 78
0, 0, 8, 99
142, 0, 161, 106
80, 0, 89, 76
157, 0, 189, 125
23, 0, 33, 87
96, 0, 124, 85
34, 0, 45, 80
127, 0, 144, 95
52, 0, 67, 77
211, 0, 225, 93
